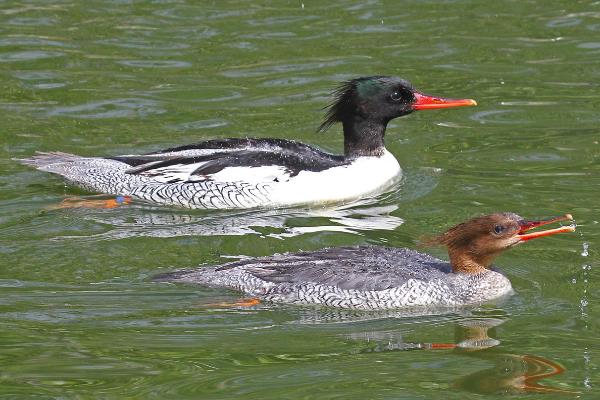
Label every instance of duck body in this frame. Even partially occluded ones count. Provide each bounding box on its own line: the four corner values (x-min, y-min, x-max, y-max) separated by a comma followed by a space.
22, 138, 401, 209
154, 246, 512, 310
18, 76, 476, 209
154, 213, 575, 310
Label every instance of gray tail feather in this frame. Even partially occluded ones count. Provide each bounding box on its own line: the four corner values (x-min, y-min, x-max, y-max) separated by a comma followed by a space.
152, 268, 200, 283
15, 151, 88, 170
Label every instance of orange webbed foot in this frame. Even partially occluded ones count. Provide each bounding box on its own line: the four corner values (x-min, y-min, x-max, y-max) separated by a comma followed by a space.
49, 195, 132, 210
205, 298, 261, 308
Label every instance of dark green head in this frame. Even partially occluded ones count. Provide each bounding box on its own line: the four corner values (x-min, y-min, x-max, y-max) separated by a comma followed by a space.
317, 76, 477, 157
318, 76, 418, 132
318, 76, 477, 133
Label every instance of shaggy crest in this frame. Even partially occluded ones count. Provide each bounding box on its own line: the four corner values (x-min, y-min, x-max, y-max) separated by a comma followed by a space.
318, 76, 397, 133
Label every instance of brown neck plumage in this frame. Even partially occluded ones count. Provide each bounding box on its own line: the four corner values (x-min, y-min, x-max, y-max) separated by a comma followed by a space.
448, 248, 496, 274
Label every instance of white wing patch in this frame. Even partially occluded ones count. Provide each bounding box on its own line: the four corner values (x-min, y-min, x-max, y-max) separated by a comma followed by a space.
134, 162, 206, 183
209, 165, 291, 183
133, 162, 291, 184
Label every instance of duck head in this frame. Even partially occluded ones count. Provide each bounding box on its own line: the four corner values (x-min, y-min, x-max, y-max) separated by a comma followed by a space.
432, 212, 575, 274
319, 76, 477, 157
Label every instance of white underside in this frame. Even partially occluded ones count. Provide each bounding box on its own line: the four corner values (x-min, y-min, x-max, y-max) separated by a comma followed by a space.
268, 150, 401, 206
23, 147, 401, 209
138, 149, 402, 207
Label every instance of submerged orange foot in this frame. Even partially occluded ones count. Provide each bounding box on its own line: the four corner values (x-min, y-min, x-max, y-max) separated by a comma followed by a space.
49, 195, 132, 210
206, 298, 261, 308
429, 343, 458, 350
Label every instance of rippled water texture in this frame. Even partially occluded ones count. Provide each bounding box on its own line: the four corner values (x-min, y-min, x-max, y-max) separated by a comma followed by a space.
1, 1, 599, 398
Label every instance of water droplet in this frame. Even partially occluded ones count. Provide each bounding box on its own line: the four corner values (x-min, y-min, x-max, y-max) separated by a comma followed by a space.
584, 350, 590, 363
581, 242, 589, 257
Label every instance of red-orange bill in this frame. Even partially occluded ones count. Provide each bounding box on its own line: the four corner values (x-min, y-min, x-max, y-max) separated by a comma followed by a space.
412, 92, 477, 110
518, 214, 575, 242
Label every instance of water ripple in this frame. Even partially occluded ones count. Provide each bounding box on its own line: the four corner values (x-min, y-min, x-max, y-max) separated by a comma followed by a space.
170, 119, 229, 131
239, 31, 297, 39
0, 37, 73, 47
154, 7, 254, 21
145, 88, 243, 103
246, 16, 320, 26
391, 43, 456, 59
546, 12, 600, 28
117, 60, 192, 68
96, 38, 191, 51
344, 23, 407, 33
13, 70, 67, 90
0, 50, 65, 62
7, 17, 57, 26
261, 77, 321, 87
221, 60, 346, 78
13, 71, 61, 80
469, 109, 528, 125
45, 98, 166, 119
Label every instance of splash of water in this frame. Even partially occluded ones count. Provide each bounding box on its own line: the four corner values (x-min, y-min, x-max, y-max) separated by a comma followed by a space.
579, 238, 592, 390
581, 241, 589, 257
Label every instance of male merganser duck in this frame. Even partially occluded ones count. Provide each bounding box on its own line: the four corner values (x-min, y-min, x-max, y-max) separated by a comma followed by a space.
18, 76, 476, 209
154, 213, 575, 309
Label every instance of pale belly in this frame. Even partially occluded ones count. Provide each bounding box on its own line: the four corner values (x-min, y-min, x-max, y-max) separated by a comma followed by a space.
268, 150, 402, 207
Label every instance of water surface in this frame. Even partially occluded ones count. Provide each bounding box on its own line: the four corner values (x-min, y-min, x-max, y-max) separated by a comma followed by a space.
1, 0, 598, 398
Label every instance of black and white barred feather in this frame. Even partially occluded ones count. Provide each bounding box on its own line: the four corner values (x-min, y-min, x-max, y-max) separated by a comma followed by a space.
17, 138, 401, 209
18, 150, 273, 209
154, 246, 513, 310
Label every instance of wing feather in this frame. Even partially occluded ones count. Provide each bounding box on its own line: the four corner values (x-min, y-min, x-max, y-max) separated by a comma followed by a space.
234, 246, 452, 291
109, 138, 346, 184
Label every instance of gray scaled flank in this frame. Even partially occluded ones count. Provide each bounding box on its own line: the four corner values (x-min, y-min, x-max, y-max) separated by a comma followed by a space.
154, 245, 512, 310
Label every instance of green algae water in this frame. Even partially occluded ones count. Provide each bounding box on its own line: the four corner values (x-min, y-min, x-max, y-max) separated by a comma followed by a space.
1, 0, 599, 398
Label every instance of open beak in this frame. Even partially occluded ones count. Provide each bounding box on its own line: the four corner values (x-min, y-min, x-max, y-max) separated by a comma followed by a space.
517, 214, 576, 242
412, 92, 477, 110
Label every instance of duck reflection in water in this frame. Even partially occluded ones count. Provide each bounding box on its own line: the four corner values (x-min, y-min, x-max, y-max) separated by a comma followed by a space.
344, 314, 578, 395
450, 318, 576, 395
46, 196, 403, 240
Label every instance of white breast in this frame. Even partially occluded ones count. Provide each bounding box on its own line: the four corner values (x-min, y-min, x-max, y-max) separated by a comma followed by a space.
268, 150, 401, 206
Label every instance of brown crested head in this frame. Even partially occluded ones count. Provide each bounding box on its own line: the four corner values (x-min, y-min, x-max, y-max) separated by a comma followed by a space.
431, 212, 575, 274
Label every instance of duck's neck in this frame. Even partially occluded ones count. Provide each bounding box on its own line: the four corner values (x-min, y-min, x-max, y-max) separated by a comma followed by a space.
448, 248, 492, 275
342, 116, 387, 158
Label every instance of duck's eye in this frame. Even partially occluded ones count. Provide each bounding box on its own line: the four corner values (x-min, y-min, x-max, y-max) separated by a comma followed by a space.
494, 225, 505, 234
390, 91, 402, 101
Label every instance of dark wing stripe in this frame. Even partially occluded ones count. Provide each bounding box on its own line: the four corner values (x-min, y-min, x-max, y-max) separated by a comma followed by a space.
115, 139, 347, 179
124, 153, 226, 175
151, 138, 323, 155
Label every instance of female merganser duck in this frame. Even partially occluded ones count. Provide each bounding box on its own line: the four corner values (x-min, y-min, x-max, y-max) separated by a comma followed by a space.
18, 76, 476, 209
154, 213, 575, 309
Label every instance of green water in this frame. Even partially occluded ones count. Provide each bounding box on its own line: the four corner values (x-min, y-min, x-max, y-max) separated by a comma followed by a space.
1, 0, 598, 398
